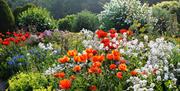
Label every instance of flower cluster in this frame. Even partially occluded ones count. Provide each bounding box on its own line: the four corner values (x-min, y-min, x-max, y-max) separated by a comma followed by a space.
44, 29, 179, 90
45, 47, 143, 90
82, 28, 133, 51
0, 32, 30, 46
38, 42, 53, 50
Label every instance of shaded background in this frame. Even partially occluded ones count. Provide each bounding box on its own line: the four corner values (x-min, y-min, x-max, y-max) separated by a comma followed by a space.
6, 0, 171, 18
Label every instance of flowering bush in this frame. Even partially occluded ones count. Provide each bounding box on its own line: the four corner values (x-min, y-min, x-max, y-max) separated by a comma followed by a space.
98, 0, 157, 33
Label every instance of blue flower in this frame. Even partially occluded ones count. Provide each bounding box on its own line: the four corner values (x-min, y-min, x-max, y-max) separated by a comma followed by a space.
7, 61, 15, 65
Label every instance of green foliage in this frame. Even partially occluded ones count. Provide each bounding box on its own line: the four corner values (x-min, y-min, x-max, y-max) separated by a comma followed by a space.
43, 30, 85, 54
8, 72, 56, 91
152, 1, 180, 36
152, 6, 171, 34
98, 0, 156, 31
154, 1, 180, 22
0, 0, 15, 33
58, 14, 76, 31
17, 7, 56, 32
72, 10, 99, 32
8, 0, 110, 18
13, 3, 36, 21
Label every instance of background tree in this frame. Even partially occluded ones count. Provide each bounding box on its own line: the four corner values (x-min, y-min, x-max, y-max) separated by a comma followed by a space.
0, 0, 15, 33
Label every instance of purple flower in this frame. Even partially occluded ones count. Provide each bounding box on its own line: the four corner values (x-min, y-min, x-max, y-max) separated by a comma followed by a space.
43, 30, 52, 36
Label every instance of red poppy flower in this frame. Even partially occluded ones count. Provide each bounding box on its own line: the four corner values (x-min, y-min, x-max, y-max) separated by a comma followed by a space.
24, 32, 30, 38
92, 50, 98, 55
6, 32, 11, 35
0, 38, 2, 43
130, 70, 138, 76
59, 79, 71, 89
101, 38, 110, 47
116, 72, 123, 79
21, 36, 26, 41
109, 29, 116, 34
119, 29, 128, 34
89, 85, 97, 91
54, 72, 65, 78
2, 40, 10, 46
110, 33, 116, 38
109, 64, 117, 70
96, 30, 107, 38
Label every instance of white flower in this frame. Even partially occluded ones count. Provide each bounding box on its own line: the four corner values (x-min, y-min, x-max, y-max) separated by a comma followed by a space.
164, 73, 169, 80
163, 66, 169, 72
133, 84, 140, 90
148, 88, 154, 91
157, 76, 161, 81
144, 35, 148, 41
132, 39, 138, 45
139, 42, 144, 48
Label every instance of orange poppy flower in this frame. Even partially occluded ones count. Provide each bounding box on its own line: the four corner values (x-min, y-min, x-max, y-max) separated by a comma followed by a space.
59, 79, 71, 89
109, 64, 117, 70
67, 50, 77, 57
92, 62, 101, 67
70, 75, 76, 80
87, 53, 93, 59
106, 53, 113, 60
86, 48, 93, 53
118, 64, 127, 71
89, 85, 97, 91
74, 56, 80, 62
116, 72, 123, 79
130, 70, 138, 76
73, 65, 81, 72
88, 68, 93, 73
88, 66, 102, 74
98, 55, 105, 62
79, 54, 87, 62
112, 50, 120, 56
54, 72, 65, 78
113, 55, 120, 61
58, 56, 70, 63
92, 56, 99, 63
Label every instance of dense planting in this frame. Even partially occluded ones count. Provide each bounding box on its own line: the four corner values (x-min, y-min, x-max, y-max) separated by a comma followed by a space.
0, 0, 179, 91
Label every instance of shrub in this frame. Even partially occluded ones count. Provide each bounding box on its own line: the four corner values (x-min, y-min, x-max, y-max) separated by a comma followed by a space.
17, 7, 56, 32
13, 3, 36, 21
0, 0, 15, 33
58, 14, 76, 31
151, 6, 171, 34
152, 1, 180, 35
98, 0, 156, 32
154, 1, 180, 23
72, 10, 99, 32
8, 72, 56, 91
